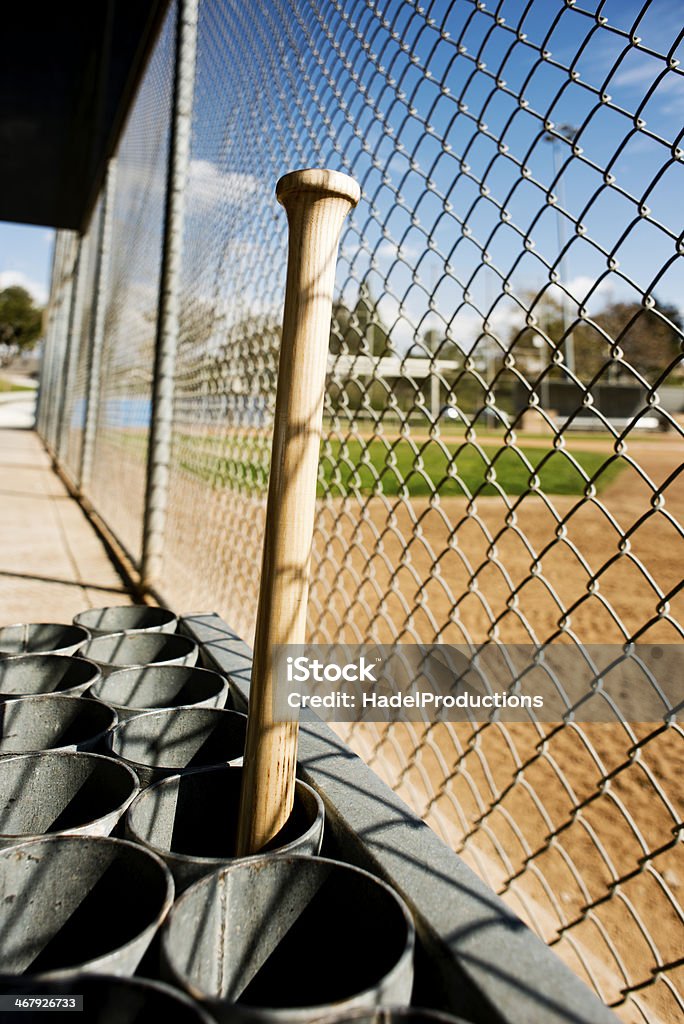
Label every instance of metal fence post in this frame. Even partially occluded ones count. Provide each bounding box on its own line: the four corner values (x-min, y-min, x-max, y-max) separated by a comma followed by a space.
55, 236, 86, 466
46, 238, 76, 455
36, 234, 59, 437
44, 305, 61, 441
79, 159, 117, 495
141, 0, 198, 589
36, 309, 54, 438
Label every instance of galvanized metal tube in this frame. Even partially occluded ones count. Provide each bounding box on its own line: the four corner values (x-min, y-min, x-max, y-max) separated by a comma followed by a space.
161, 854, 415, 1024
88, 663, 228, 718
73, 604, 177, 637
0, 622, 89, 656
0, 654, 101, 699
0, 750, 139, 848
0, 836, 174, 978
108, 705, 247, 788
0, 694, 117, 758
125, 766, 324, 892
141, 0, 198, 588
79, 631, 198, 677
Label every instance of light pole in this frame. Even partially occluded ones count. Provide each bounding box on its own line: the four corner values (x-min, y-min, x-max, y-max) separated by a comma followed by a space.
544, 123, 578, 377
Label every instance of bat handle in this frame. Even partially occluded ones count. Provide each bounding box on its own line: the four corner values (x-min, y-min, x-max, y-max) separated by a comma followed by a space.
236, 169, 359, 856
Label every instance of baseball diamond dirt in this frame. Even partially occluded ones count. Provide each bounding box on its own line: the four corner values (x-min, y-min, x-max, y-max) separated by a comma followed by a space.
317, 436, 683, 1024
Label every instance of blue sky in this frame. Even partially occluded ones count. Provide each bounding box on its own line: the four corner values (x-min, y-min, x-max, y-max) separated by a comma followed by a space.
179, 0, 684, 359
2, 0, 683, 358
0, 222, 54, 304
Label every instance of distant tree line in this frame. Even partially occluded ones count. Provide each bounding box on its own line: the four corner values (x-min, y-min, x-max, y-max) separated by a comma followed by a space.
174, 278, 683, 424
511, 290, 682, 382
329, 280, 682, 384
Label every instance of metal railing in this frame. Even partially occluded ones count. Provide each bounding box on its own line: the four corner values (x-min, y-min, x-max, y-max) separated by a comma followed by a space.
39, 2, 684, 1022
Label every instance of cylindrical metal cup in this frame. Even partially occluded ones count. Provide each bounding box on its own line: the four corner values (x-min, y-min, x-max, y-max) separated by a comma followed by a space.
0, 623, 89, 657
0, 654, 100, 700
108, 706, 247, 787
0, 835, 174, 978
0, 694, 117, 758
125, 766, 324, 891
73, 605, 178, 637
89, 664, 229, 720
162, 855, 414, 1024
0, 751, 138, 848
79, 632, 198, 677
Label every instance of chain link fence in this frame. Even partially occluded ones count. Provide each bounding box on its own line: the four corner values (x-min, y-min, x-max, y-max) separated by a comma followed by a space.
39, 2, 683, 1021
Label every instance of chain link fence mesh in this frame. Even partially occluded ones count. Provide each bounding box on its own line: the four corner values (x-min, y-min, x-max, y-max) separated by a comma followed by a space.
40, 231, 78, 454
86, 0, 178, 563
56, 200, 103, 486
40, 2, 683, 1021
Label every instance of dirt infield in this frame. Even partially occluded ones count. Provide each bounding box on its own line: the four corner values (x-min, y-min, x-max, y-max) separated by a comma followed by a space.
311, 438, 683, 1024
310, 438, 683, 647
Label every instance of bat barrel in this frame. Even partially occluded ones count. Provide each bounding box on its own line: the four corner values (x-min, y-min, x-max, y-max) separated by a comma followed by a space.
236, 168, 359, 856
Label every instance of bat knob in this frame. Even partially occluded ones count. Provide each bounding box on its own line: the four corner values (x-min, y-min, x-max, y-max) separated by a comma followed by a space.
276, 168, 361, 209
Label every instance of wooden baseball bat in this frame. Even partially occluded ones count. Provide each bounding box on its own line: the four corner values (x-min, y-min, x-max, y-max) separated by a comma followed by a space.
236, 168, 360, 856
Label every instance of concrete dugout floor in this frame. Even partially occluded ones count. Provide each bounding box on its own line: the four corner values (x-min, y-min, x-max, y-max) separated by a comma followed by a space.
0, 393, 133, 623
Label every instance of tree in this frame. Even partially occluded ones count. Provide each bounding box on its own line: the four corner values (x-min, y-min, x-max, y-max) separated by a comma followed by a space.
509, 290, 683, 383
586, 298, 682, 381
330, 279, 390, 356
0, 287, 43, 368
508, 289, 564, 378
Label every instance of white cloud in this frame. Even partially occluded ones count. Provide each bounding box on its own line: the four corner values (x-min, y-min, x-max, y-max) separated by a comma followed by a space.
612, 57, 681, 93
548, 275, 611, 308
0, 270, 48, 305
112, 159, 260, 218
188, 160, 260, 211
375, 240, 419, 262
612, 62, 659, 88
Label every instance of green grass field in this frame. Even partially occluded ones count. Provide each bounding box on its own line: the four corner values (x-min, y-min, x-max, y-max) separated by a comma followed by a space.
0, 378, 35, 393
182, 436, 624, 498
318, 439, 623, 497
